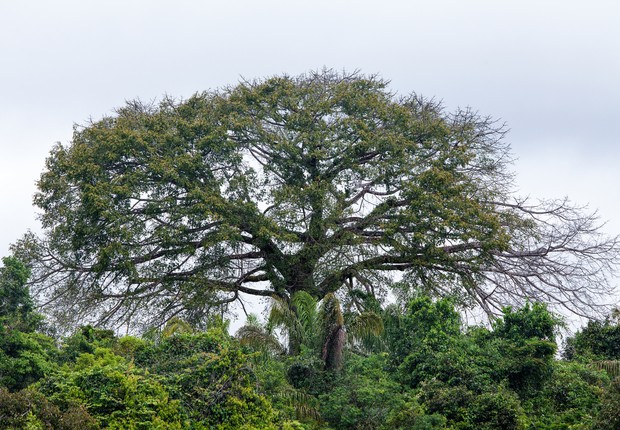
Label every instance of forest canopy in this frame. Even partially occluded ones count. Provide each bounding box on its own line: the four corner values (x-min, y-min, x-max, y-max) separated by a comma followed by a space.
17, 69, 619, 329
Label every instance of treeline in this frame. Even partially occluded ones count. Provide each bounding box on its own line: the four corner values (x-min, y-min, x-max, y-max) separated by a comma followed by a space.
1, 256, 620, 429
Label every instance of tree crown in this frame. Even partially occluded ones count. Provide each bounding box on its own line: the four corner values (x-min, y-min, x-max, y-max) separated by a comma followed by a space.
22, 70, 619, 329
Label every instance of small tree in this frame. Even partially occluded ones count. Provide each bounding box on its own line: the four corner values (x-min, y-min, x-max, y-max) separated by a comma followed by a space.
564, 311, 620, 361
0, 257, 55, 391
0, 256, 40, 331
595, 377, 620, 430
492, 304, 560, 398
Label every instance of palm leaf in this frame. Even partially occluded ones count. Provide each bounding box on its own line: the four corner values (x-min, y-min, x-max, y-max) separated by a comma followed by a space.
268, 292, 319, 354
292, 292, 319, 335
347, 311, 385, 353
161, 316, 194, 338
593, 360, 620, 379
235, 324, 285, 354
276, 387, 322, 421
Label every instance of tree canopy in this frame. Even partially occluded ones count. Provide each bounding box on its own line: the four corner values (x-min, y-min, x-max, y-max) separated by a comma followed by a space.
20, 70, 619, 328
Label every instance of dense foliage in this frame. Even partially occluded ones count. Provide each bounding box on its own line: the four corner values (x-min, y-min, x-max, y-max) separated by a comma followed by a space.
1, 257, 618, 429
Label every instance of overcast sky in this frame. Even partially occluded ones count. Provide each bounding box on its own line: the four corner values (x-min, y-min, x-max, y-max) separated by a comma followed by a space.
1, 1, 619, 288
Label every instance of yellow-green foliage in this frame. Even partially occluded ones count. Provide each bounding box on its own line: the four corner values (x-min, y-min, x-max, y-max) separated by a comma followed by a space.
36, 348, 184, 429
133, 327, 281, 429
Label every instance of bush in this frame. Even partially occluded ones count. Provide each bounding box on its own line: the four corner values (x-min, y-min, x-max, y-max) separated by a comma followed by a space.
492, 304, 559, 398
384, 399, 446, 430
593, 377, 620, 430
318, 353, 409, 430
37, 348, 184, 429
527, 361, 605, 429
564, 316, 620, 361
135, 328, 280, 429
0, 386, 98, 429
468, 387, 525, 430
0, 328, 57, 390
421, 382, 525, 430
58, 325, 117, 364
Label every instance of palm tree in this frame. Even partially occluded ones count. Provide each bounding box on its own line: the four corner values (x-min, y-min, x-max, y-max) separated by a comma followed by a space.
268, 291, 320, 356
161, 316, 195, 338
319, 293, 346, 371
236, 292, 384, 371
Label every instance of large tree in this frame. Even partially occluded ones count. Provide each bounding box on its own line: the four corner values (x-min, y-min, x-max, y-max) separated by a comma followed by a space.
21, 70, 619, 328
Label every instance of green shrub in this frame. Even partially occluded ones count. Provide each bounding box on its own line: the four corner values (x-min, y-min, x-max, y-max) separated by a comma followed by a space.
58, 325, 117, 364
421, 382, 525, 430
37, 348, 183, 429
0, 329, 57, 390
564, 316, 620, 361
593, 376, 620, 430
135, 328, 281, 429
318, 353, 409, 429
0, 386, 98, 429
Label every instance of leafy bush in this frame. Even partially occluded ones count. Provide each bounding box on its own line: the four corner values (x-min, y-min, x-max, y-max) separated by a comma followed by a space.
421, 381, 525, 430
594, 376, 620, 430
383, 399, 446, 430
564, 314, 620, 361
0, 386, 98, 429
0, 328, 57, 391
134, 327, 281, 429
37, 348, 184, 429
58, 325, 117, 364
526, 360, 606, 429
492, 304, 559, 397
0, 256, 57, 391
0, 256, 42, 331
319, 353, 412, 429
385, 297, 465, 388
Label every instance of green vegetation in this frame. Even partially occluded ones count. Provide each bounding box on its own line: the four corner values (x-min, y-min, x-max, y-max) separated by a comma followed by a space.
0, 273, 617, 428
3, 70, 620, 428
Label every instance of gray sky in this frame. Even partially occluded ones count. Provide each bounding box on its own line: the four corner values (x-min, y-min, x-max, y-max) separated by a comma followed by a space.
1, 1, 619, 273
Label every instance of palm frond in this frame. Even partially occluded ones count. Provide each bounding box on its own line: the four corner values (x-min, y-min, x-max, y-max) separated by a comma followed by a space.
267, 295, 303, 353
292, 291, 319, 336
276, 387, 322, 422
161, 316, 194, 338
267, 292, 320, 354
347, 311, 385, 353
319, 293, 345, 370
593, 360, 620, 379
235, 324, 285, 354
348, 311, 384, 339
